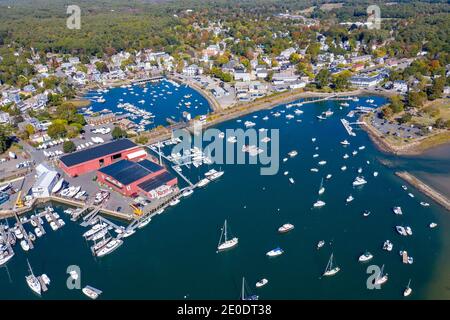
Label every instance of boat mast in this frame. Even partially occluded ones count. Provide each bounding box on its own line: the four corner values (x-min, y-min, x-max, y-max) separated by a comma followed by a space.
223, 220, 228, 242
217, 221, 225, 247
26, 259, 34, 276
241, 277, 245, 300
407, 279, 411, 289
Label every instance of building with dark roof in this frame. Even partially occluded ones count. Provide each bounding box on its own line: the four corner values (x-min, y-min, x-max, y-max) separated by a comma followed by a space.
97, 159, 177, 198
59, 139, 146, 177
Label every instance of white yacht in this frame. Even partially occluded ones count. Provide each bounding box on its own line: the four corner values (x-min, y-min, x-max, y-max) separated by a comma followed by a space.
358, 252, 373, 262
0, 250, 14, 266
383, 240, 393, 251
182, 189, 194, 197
313, 200, 326, 208
217, 220, 238, 252
429, 222, 438, 228
340, 140, 350, 146
209, 170, 224, 181
25, 259, 41, 296
266, 247, 284, 257
278, 223, 294, 233
197, 178, 210, 188
52, 178, 65, 194
352, 176, 367, 186
288, 150, 298, 158
256, 278, 268, 288
82, 286, 102, 300
169, 198, 180, 206
323, 253, 340, 276
138, 216, 152, 229
83, 223, 107, 238
96, 239, 123, 257
396, 226, 408, 236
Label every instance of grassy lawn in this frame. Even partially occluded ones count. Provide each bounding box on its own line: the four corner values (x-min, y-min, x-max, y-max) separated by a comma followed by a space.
66, 99, 91, 108
413, 98, 450, 126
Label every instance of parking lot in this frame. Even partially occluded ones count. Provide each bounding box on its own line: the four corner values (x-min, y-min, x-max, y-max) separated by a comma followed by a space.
371, 112, 423, 140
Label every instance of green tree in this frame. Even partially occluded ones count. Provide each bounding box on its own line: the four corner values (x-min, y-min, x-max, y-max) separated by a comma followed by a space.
112, 126, 127, 140
63, 140, 76, 153
47, 123, 67, 139
24, 124, 35, 136
0, 127, 8, 153
427, 76, 445, 100
407, 91, 427, 108
389, 95, 405, 113
315, 69, 330, 89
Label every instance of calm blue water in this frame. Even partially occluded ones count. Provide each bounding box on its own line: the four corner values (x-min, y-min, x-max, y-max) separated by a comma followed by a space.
83, 79, 211, 129
1, 90, 449, 300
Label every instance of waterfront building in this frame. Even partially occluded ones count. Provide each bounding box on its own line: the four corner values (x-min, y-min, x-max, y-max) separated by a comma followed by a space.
59, 139, 146, 177
97, 159, 177, 198
32, 164, 59, 198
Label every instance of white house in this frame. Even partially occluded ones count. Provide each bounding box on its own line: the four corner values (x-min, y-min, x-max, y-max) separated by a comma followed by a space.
393, 80, 408, 93
349, 74, 384, 88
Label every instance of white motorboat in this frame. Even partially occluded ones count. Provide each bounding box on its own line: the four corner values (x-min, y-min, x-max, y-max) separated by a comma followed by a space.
357, 167, 363, 174
50, 221, 58, 231
346, 195, 354, 203
373, 171, 379, 177
343, 154, 349, 159
197, 178, 210, 188
420, 202, 430, 207
96, 239, 123, 257
20, 240, 30, 251
396, 226, 408, 236
69, 270, 79, 281
405, 226, 413, 236
14, 227, 24, 239
256, 278, 268, 288
358, 146, 366, 150
169, 198, 180, 206
341, 166, 347, 171
393, 206, 403, 215
352, 176, 367, 186
138, 216, 152, 229
313, 200, 326, 208
383, 240, 393, 251
244, 121, 256, 128
51, 178, 65, 194
278, 223, 294, 233
90, 228, 108, 241
82, 286, 102, 300
323, 253, 340, 276
402, 185, 408, 191
25, 259, 41, 296
227, 136, 237, 143
429, 222, 438, 228
266, 247, 284, 257
288, 150, 298, 158
34, 227, 43, 237
352, 150, 358, 156
217, 220, 238, 252
182, 189, 194, 197
408, 193, 414, 198
317, 240, 325, 249
313, 154, 319, 158
209, 171, 224, 181
122, 229, 135, 238
289, 177, 295, 184
1, 250, 14, 267
340, 140, 350, 146
310, 168, 319, 172
363, 210, 371, 217
358, 252, 373, 262
326, 174, 332, 179
156, 208, 164, 215
318, 160, 327, 166
83, 223, 107, 238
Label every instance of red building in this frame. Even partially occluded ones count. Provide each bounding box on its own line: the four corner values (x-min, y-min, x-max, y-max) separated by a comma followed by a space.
97, 159, 177, 198
59, 139, 146, 177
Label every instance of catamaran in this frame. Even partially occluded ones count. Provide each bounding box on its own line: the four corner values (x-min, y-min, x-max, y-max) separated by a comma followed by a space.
217, 220, 238, 252
323, 253, 340, 276
25, 259, 41, 296
393, 207, 403, 215
241, 277, 258, 300
396, 225, 408, 236
383, 240, 393, 251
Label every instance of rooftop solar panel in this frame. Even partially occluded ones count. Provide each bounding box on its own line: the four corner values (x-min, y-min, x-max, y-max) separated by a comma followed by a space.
137, 171, 175, 192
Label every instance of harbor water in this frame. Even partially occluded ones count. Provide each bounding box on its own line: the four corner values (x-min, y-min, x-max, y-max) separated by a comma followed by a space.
1, 87, 449, 299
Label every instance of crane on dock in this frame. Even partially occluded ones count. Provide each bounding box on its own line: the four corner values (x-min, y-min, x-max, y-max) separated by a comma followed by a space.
130, 204, 143, 216
15, 190, 24, 208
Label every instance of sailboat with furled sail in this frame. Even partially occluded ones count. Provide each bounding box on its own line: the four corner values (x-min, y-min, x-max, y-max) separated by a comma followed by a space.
318, 178, 325, 195
217, 220, 238, 252
240, 277, 259, 300
323, 253, 340, 277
